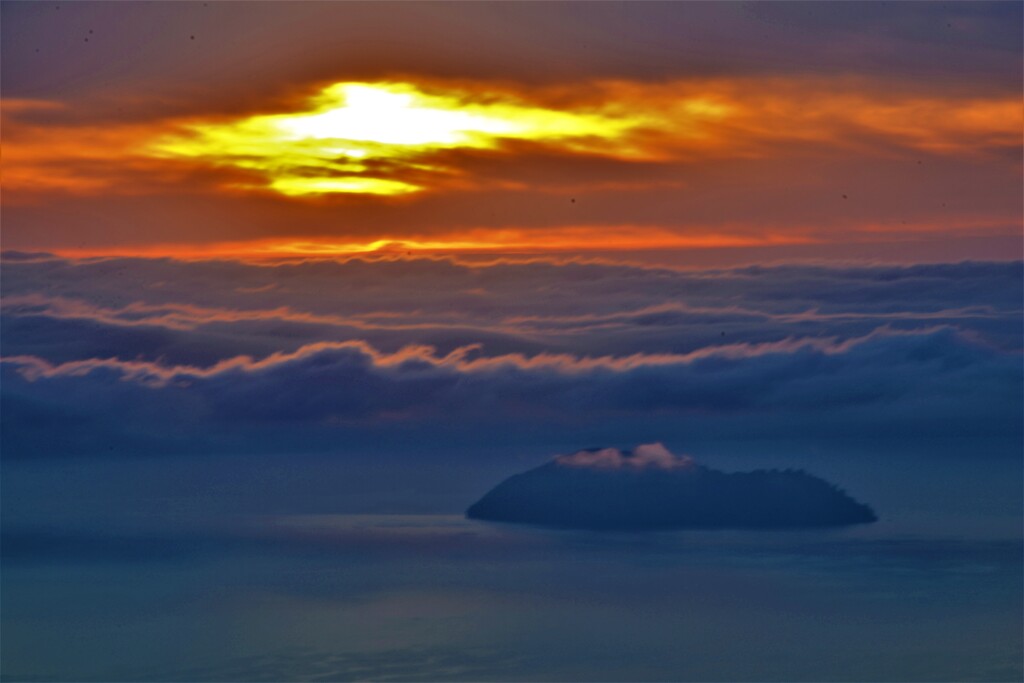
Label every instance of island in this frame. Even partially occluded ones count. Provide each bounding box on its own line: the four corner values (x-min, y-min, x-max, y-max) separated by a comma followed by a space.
466, 443, 877, 530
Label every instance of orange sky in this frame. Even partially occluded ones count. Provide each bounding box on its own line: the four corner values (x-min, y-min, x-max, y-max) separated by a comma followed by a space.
2, 2, 1021, 264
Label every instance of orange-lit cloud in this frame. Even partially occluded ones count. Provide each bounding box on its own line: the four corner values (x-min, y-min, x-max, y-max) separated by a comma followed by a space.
6, 325, 951, 387
147, 81, 655, 197
2, 100, 194, 196
42, 211, 1019, 263
4, 77, 1020, 202
142, 78, 1024, 196
47, 224, 816, 262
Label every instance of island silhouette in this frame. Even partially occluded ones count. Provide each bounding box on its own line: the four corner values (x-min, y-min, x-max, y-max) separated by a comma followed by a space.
467, 443, 877, 530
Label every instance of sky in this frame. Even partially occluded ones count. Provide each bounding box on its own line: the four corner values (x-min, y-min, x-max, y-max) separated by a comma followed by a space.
1, 1, 1021, 262
2, 0, 1021, 462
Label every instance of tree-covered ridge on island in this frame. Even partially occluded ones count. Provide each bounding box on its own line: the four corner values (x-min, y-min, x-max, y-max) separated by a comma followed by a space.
467, 444, 877, 530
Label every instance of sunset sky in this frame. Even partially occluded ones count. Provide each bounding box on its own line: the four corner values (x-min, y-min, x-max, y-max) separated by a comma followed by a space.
2, 3, 1022, 681
3, 1, 1021, 262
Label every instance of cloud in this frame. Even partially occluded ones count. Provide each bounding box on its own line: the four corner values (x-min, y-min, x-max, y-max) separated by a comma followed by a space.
2, 255, 1020, 458
2, 323, 1019, 458
3, 255, 1020, 359
5, 77, 1020, 202
0, 323, 1001, 387
4, 3, 1019, 106
3, 4, 1019, 260
555, 443, 694, 470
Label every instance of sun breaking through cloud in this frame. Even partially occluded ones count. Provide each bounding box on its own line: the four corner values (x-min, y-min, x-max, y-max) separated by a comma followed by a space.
5, 77, 1019, 205
147, 81, 653, 196
137, 78, 1021, 199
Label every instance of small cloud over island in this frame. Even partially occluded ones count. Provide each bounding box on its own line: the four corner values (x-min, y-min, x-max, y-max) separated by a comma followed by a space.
555, 442, 695, 470
467, 443, 877, 530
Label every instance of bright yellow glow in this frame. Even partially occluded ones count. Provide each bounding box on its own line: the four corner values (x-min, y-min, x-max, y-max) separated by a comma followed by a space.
148, 82, 648, 196
268, 175, 419, 196
284, 84, 520, 144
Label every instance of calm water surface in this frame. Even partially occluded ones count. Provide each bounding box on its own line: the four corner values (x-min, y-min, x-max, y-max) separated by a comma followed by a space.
3, 511, 1021, 682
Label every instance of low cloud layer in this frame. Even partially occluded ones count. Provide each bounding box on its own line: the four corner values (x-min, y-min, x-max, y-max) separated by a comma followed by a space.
1, 254, 1021, 458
